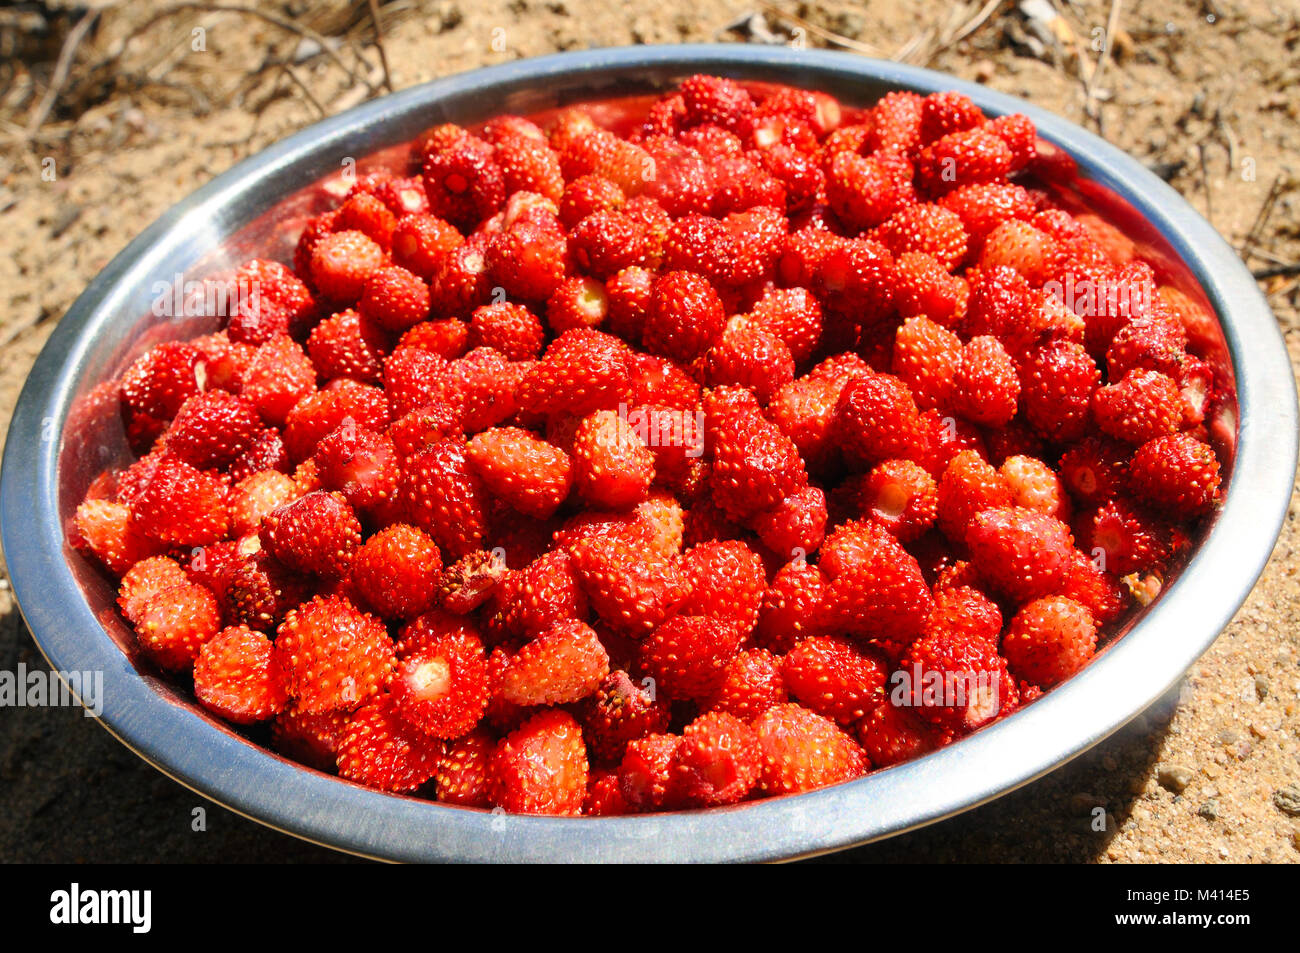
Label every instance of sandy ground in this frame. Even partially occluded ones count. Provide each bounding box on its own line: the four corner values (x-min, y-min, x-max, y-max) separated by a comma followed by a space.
0, 0, 1296, 862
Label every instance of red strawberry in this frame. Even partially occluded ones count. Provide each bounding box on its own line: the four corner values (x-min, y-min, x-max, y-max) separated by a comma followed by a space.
164, 390, 260, 470
435, 728, 496, 808
310, 229, 387, 304
978, 219, 1061, 287
1128, 432, 1220, 518
466, 427, 572, 519
228, 470, 297, 536
585, 768, 631, 816
1018, 339, 1102, 442
866, 90, 924, 153
915, 127, 1013, 196
569, 408, 655, 509
710, 405, 808, 520
702, 317, 795, 404
560, 174, 625, 227
516, 327, 632, 420
857, 458, 938, 542
487, 220, 567, 301
129, 454, 229, 546
857, 701, 940, 767
336, 694, 444, 793
260, 490, 362, 578
783, 636, 889, 725
825, 151, 908, 231
680, 74, 755, 131
437, 549, 508, 615
1091, 369, 1185, 445
891, 252, 968, 327
919, 90, 985, 143
117, 556, 189, 623
618, 733, 685, 812
450, 346, 526, 433
283, 378, 390, 461
753, 703, 869, 795
387, 401, 463, 460
134, 582, 221, 671
873, 203, 968, 271
220, 551, 312, 631
1000, 454, 1071, 520
952, 335, 1019, 427
500, 620, 609, 706
965, 506, 1075, 603
834, 373, 925, 468
703, 648, 788, 721
766, 375, 846, 474
680, 539, 765, 637
402, 439, 490, 558
639, 614, 746, 701
674, 711, 761, 807
817, 519, 933, 646
422, 138, 505, 229
938, 182, 1037, 241
351, 524, 442, 619
568, 533, 691, 635
241, 335, 317, 427
381, 346, 460, 420
751, 484, 828, 558
579, 669, 672, 765
193, 625, 289, 724
491, 709, 588, 815
336, 192, 398, 249
391, 213, 463, 280
120, 341, 203, 424
899, 626, 1013, 731
312, 421, 400, 512
935, 449, 1011, 541
495, 134, 564, 201
642, 270, 726, 364
358, 265, 430, 333
272, 705, 346, 772
275, 594, 393, 713
605, 266, 655, 343
1002, 596, 1097, 688
986, 113, 1037, 170
228, 259, 316, 344
545, 277, 609, 335
962, 264, 1044, 354
1076, 496, 1171, 576
754, 559, 825, 654
390, 629, 489, 737
488, 549, 587, 639
749, 286, 823, 364
429, 239, 492, 317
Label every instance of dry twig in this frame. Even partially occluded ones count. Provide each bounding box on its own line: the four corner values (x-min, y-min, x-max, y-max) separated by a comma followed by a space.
25, 9, 101, 136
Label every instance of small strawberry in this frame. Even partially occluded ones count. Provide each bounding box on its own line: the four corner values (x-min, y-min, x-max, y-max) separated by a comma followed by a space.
351, 524, 442, 620
276, 594, 393, 714
220, 551, 312, 631
120, 341, 203, 424
899, 626, 1013, 731
516, 327, 632, 420
938, 182, 1037, 241
129, 454, 229, 546
260, 490, 362, 578
618, 733, 685, 812
568, 533, 691, 636
639, 614, 746, 701
134, 582, 221, 671
1002, 596, 1097, 688
965, 506, 1075, 603
164, 390, 261, 470
491, 709, 588, 815
856, 458, 938, 542
754, 559, 825, 654
751, 485, 828, 558
753, 703, 869, 795
873, 203, 968, 271
227, 470, 298, 536
402, 440, 490, 558
117, 556, 189, 623
1000, 454, 1071, 520
1128, 432, 1220, 518
710, 405, 808, 520
272, 706, 346, 772
817, 519, 933, 646
500, 620, 610, 706
358, 265, 430, 333
570, 408, 656, 509
674, 711, 761, 807
421, 138, 505, 229
466, 427, 573, 519
240, 335, 317, 428
783, 636, 889, 725
283, 378, 391, 461
390, 628, 489, 737
952, 335, 1019, 428
891, 252, 968, 327
702, 317, 796, 404
1091, 369, 1185, 445
915, 127, 1013, 196
193, 625, 289, 724
1018, 339, 1102, 443
487, 220, 568, 301
391, 213, 463, 281
435, 728, 496, 808
834, 373, 925, 469
857, 701, 941, 768
680, 539, 766, 637
310, 229, 387, 305
336, 694, 444, 793
642, 270, 726, 364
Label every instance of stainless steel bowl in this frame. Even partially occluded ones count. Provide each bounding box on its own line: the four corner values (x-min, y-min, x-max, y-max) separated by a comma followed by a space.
2, 45, 1294, 863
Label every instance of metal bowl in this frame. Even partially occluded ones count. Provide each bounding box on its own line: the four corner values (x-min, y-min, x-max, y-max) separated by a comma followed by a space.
2, 45, 1294, 863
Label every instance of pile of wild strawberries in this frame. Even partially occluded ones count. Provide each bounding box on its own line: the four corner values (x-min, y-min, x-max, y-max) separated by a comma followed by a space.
71, 75, 1225, 816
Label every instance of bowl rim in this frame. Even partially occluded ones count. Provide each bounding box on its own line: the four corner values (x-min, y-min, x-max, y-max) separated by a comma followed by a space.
2, 44, 1296, 863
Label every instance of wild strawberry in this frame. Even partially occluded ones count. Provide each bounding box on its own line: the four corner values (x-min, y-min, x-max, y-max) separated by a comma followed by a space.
857, 701, 940, 767
351, 524, 442, 620
936, 183, 1036, 242
754, 703, 869, 795
817, 520, 932, 645
241, 335, 317, 428
422, 138, 505, 229
640, 614, 746, 701
283, 378, 390, 461
605, 266, 655, 343
834, 373, 925, 468
275, 594, 393, 713
919, 90, 984, 143
429, 238, 492, 316
306, 309, 389, 385
986, 112, 1036, 169
486, 220, 567, 302
962, 264, 1044, 354
491, 709, 588, 815
892, 315, 961, 415
891, 252, 967, 327
680, 539, 765, 636
857, 458, 938, 541
260, 490, 362, 578
128, 455, 228, 546
1076, 497, 1170, 576
1018, 339, 1102, 442
1061, 548, 1127, 625
120, 341, 203, 425
784, 636, 889, 725
680, 74, 755, 131
398, 319, 470, 360
272, 706, 346, 771
337, 694, 443, 793
381, 346, 460, 420
310, 230, 387, 305
966, 506, 1075, 603
1091, 369, 1185, 445
516, 327, 632, 420
619, 733, 685, 811
952, 335, 1019, 427
134, 581, 221, 671
899, 625, 1012, 731
395, 609, 482, 660
228, 259, 317, 344
752, 485, 828, 558
499, 620, 609, 707
674, 711, 761, 807
391, 213, 463, 280
978, 219, 1061, 288
487, 549, 587, 640
193, 625, 289, 724
117, 556, 189, 623
916, 127, 1013, 196
435, 728, 495, 808
559, 174, 625, 227
221, 551, 312, 631
935, 449, 1010, 541
227, 470, 297, 536
1000, 454, 1071, 520
190, 332, 255, 393
389, 629, 488, 738
164, 390, 260, 470
755, 559, 825, 654
927, 582, 1003, 648
402, 440, 489, 558
542, 277, 607, 336
450, 346, 526, 433
1128, 432, 1220, 518
568, 532, 691, 635
748, 286, 822, 364
464, 427, 572, 519
700, 317, 793, 405
336, 192, 398, 250
356, 265, 430, 334
577, 669, 671, 765
570, 409, 655, 509
709, 406, 808, 520
874, 203, 968, 271
1106, 312, 1187, 381
814, 237, 896, 324
1003, 596, 1096, 688
825, 151, 908, 231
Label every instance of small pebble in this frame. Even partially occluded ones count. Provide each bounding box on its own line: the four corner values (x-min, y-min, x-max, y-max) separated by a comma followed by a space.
1218, 727, 1240, 745
1255, 675, 1270, 699
1197, 799, 1219, 820
1158, 764, 1195, 793
1274, 786, 1300, 817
